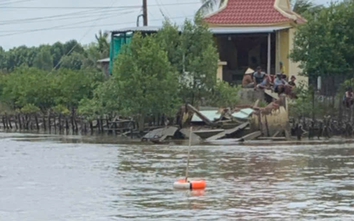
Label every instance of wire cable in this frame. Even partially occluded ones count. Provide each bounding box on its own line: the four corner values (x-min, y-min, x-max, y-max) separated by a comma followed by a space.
0, 15, 195, 37
51, 0, 121, 70
1, 2, 200, 9
0, 8, 133, 26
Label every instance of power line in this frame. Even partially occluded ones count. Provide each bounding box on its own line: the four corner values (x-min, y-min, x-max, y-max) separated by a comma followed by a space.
0, 11, 134, 36
0, 15, 195, 37
0, 0, 33, 5
1, 2, 200, 9
0, 8, 133, 26
52, 0, 121, 70
0, 9, 131, 25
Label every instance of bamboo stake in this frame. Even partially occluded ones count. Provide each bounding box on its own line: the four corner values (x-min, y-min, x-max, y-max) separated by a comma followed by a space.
185, 126, 192, 181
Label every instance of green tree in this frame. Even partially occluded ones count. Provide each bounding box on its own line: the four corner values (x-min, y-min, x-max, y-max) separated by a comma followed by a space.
1, 67, 58, 112
55, 69, 105, 110
291, 0, 323, 15
112, 33, 180, 131
60, 52, 85, 70
33, 46, 53, 71
211, 81, 241, 108
178, 16, 219, 105
289, 1, 353, 79
197, 0, 226, 16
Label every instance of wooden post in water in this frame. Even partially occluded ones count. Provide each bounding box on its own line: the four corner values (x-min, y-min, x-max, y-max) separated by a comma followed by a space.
7, 114, 12, 129
48, 113, 51, 133
1, 116, 5, 129
65, 117, 69, 132
14, 115, 18, 130
18, 114, 22, 130
42, 115, 47, 131
35, 114, 39, 131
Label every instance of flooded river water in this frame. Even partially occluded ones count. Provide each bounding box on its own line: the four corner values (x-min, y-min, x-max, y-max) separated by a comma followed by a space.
1, 132, 354, 220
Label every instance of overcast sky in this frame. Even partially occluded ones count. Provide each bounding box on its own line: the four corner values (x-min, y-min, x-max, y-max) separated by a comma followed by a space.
0, 0, 335, 50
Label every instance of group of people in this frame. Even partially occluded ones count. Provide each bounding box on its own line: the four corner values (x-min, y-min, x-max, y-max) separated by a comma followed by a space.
242, 64, 297, 97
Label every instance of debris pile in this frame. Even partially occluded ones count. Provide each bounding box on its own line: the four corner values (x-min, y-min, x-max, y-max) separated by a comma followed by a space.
142, 94, 291, 144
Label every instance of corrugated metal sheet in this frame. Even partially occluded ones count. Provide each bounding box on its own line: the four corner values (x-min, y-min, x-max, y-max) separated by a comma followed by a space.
209, 26, 291, 34
191, 110, 221, 122
110, 26, 290, 35
232, 108, 254, 119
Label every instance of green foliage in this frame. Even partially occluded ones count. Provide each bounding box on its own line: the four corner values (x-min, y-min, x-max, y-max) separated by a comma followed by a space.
290, 1, 354, 78
158, 15, 219, 105
0, 67, 104, 114
289, 84, 314, 117
33, 46, 53, 71
113, 32, 181, 118
21, 104, 40, 114
0, 31, 109, 72
291, 0, 323, 16
1, 67, 57, 111
179, 16, 218, 105
211, 80, 241, 108
0, 19, 219, 133
78, 79, 120, 120
52, 104, 70, 116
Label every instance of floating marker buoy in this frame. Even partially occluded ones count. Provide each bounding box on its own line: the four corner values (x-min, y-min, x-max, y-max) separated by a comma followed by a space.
173, 126, 207, 190
173, 179, 206, 190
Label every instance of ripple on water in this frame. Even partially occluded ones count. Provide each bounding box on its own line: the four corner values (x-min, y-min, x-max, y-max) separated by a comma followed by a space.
1, 134, 354, 220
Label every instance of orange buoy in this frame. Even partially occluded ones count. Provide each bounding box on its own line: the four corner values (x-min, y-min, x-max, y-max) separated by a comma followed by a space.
173, 179, 207, 190
173, 127, 207, 190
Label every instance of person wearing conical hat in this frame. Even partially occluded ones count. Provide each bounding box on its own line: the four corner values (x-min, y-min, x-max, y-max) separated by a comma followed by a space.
242, 67, 255, 88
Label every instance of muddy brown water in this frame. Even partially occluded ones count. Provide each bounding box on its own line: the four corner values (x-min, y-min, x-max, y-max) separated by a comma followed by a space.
1, 132, 354, 220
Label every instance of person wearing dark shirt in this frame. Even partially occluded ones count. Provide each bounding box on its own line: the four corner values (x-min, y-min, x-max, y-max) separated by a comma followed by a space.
253, 66, 266, 87
288, 75, 296, 87
343, 88, 354, 108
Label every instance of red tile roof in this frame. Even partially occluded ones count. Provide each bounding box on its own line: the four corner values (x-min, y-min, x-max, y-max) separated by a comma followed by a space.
204, 0, 293, 26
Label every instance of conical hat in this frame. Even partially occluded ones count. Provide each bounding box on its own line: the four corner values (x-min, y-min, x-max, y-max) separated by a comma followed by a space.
244, 68, 254, 75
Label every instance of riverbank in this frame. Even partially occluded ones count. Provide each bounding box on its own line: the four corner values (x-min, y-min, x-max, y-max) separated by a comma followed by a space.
3, 130, 354, 147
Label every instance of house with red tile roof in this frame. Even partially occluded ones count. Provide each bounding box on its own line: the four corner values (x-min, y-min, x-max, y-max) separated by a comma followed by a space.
202, 0, 307, 85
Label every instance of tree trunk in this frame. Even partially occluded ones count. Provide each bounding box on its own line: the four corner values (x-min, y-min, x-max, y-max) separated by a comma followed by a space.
58, 114, 62, 132
137, 115, 145, 133
14, 115, 18, 130
2, 116, 5, 129
71, 108, 75, 133
89, 121, 93, 134
42, 114, 47, 131
35, 114, 39, 131
65, 117, 69, 131
18, 114, 22, 130
7, 114, 12, 129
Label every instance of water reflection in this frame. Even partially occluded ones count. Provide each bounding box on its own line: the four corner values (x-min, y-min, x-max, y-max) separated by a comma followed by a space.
1, 133, 354, 220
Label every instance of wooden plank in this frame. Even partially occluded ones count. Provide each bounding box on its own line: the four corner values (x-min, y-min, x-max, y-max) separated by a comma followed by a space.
194, 129, 225, 139
258, 137, 287, 141
206, 122, 249, 141
253, 99, 260, 108
187, 104, 214, 126
240, 131, 262, 141
272, 130, 280, 137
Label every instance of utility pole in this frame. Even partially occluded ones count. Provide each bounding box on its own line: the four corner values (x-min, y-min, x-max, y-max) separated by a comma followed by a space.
143, 0, 148, 26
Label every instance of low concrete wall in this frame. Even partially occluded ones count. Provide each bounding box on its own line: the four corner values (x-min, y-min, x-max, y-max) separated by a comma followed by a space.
239, 89, 267, 105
